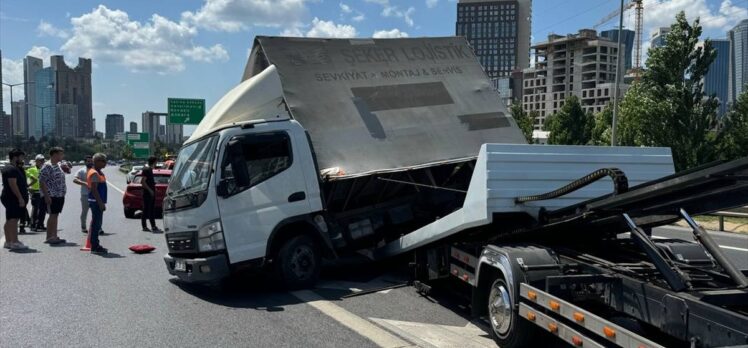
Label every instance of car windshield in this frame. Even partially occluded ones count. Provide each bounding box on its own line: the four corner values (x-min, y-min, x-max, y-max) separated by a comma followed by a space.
167, 136, 218, 196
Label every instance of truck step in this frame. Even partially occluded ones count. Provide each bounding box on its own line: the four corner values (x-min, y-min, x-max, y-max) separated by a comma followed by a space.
519, 283, 665, 348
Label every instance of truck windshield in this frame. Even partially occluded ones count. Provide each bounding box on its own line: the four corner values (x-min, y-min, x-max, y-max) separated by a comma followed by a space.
167, 136, 219, 197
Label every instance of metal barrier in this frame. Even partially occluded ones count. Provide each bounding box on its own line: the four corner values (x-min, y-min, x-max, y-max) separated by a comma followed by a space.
708, 208, 748, 231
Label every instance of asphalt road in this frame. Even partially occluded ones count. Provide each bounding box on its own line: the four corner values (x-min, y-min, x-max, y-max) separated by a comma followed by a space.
1, 166, 747, 348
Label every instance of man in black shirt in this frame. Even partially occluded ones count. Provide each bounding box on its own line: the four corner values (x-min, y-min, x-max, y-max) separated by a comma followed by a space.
2, 149, 30, 251
141, 156, 160, 232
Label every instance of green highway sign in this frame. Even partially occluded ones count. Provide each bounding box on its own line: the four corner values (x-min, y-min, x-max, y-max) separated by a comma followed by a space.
168, 98, 205, 125
126, 132, 150, 159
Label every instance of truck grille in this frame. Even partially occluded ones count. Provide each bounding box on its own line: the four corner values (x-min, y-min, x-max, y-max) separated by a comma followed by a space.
166, 232, 196, 252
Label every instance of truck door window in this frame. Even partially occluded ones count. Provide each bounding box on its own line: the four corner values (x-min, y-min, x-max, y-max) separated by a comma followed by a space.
222, 132, 292, 191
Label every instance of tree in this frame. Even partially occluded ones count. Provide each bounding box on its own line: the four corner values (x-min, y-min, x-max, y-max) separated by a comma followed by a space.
546, 95, 593, 145
715, 89, 748, 161
121, 144, 135, 161
590, 105, 613, 146
510, 103, 536, 143
616, 12, 718, 171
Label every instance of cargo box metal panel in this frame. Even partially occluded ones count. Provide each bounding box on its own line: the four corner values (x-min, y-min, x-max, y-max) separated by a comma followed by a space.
239, 36, 528, 178
376, 144, 675, 258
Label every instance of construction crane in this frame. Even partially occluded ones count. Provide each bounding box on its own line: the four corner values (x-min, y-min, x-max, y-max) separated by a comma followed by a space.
593, 0, 644, 71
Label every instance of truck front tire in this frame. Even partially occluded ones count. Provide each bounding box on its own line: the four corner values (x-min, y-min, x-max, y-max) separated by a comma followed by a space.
274, 235, 321, 289
488, 278, 538, 348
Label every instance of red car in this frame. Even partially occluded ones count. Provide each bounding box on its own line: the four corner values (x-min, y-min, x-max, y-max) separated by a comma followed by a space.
123, 169, 172, 219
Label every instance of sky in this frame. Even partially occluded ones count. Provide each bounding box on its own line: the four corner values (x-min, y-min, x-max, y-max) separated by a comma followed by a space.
1, 0, 746, 135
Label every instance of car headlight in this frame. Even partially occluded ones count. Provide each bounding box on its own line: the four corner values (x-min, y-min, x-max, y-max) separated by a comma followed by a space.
197, 220, 225, 252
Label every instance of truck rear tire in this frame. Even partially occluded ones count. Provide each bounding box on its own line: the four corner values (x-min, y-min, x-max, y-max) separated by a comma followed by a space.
124, 208, 135, 219
488, 278, 537, 348
274, 235, 321, 290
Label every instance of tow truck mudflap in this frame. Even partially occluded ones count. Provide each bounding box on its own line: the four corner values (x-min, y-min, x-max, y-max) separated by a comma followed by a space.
164, 254, 231, 283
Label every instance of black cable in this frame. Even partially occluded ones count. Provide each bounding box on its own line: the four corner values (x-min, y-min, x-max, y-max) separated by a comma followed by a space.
515, 168, 628, 204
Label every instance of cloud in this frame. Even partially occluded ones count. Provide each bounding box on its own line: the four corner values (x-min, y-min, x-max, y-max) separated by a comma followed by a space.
372, 28, 409, 38
365, 0, 416, 27
426, 0, 438, 9
60, 5, 228, 74
37, 20, 69, 39
182, 0, 309, 31
626, 0, 747, 39
340, 2, 366, 22
283, 17, 357, 38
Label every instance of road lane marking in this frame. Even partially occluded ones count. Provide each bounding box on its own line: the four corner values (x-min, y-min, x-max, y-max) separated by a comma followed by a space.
290, 290, 415, 348
369, 318, 495, 348
107, 181, 125, 195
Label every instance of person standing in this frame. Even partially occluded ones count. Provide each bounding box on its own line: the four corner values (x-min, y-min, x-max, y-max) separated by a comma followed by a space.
141, 156, 160, 232
73, 156, 97, 234
39, 147, 67, 245
87, 153, 108, 254
26, 155, 46, 232
17, 160, 32, 235
2, 149, 29, 251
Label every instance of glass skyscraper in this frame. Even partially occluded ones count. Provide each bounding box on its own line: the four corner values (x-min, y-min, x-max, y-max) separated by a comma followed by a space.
704, 39, 730, 117
600, 29, 635, 71
456, 0, 531, 78
34, 67, 55, 137
728, 19, 748, 105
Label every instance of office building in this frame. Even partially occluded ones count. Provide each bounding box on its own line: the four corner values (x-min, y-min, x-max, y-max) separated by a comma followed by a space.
23, 56, 43, 138
130, 121, 138, 134
105, 113, 125, 140
522, 29, 627, 129
651, 27, 671, 48
0, 113, 10, 140
34, 67, 55, 137
729, 19, 748, 105
11, 100, 24, 135
456, 0, 532, 78
142, 111, 167, 144
55, 104, 78, 138
165, 118, 184, 145
51, 56, 93, 138
701, 39, 730, 117
600, 29, 635, 71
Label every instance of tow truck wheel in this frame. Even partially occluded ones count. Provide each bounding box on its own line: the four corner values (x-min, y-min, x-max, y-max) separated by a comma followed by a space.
275, 235, 321, 290
488, 278, 537, 348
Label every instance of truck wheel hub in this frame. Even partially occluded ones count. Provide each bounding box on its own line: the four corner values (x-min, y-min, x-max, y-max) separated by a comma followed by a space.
489, 282, 512, 336
290, 246, 315, 278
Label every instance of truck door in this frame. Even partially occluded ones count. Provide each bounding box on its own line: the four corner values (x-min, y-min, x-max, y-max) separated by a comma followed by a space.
216, 130, 311, 263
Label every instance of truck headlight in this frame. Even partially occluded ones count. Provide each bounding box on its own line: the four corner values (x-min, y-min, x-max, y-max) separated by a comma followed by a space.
197, 220, 225, 252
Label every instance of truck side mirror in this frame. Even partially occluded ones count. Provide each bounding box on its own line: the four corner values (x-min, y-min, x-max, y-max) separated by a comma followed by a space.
228, 138, 251, 188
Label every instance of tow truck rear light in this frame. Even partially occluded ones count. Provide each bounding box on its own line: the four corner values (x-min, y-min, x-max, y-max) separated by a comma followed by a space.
571, 336, 583, 346
549, 300, 560, 311
527, 291, 537, 301
573, 312, 585, 322
526, 312, 536, 321
603, 326, 616, 338
547, 323, 558, 334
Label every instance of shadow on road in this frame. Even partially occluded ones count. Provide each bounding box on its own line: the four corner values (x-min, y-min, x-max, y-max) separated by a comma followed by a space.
8, 248, 40, 254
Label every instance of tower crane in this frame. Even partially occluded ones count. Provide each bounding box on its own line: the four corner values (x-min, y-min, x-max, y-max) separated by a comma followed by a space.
594, 0, 644, 71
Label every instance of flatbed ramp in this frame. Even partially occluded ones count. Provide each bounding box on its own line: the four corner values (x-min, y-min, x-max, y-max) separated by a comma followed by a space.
375, 144, 675, 258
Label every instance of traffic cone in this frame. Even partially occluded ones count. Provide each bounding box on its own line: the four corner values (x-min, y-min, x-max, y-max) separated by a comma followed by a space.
80, 232, 91, 251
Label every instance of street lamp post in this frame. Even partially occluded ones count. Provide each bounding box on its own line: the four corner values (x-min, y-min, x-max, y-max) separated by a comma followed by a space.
1, 81, 35, 137
31, 104, 54, 138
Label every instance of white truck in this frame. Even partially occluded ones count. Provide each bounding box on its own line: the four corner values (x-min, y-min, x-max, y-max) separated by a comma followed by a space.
163, 37, 748, 347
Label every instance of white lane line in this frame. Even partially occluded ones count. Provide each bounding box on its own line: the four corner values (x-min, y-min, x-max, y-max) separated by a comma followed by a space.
652, 236, 748, 252
107, 181, 125, 195
290, 290, 415, 348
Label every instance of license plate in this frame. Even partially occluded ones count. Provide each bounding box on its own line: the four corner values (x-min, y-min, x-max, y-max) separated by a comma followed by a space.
174, 260, 186, 272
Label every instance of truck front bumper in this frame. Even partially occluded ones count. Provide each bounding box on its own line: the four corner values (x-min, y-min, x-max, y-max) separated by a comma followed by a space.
163, 253, 230, 283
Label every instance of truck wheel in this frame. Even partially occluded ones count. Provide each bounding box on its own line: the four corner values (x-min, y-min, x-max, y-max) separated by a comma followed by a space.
275, 235, 321, 290
124, 208, 135, 219
488, 278, 537, 348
